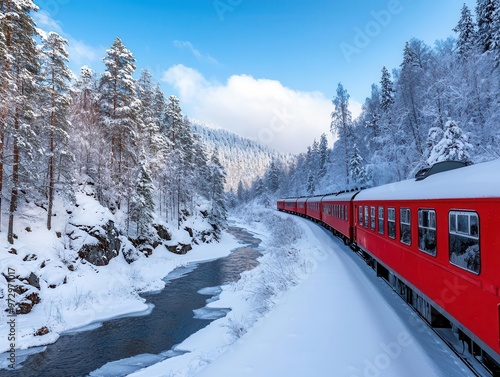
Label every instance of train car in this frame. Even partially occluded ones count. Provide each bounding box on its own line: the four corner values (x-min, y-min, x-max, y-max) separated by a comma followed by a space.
296, 197, 307, 217
305, 195, 324, 223
322, 191, 359, 242
353, 160, 500, 374
283, 198, 297, 214
277, 198, 285, 212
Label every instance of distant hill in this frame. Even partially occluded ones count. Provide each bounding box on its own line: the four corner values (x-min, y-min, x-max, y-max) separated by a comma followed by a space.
191, 120, 293, 191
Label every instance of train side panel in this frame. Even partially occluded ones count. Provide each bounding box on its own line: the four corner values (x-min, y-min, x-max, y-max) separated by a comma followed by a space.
354, 197, 500, 364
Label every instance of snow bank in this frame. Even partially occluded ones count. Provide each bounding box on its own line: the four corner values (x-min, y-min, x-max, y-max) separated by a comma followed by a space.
0, 192, 241, 358
127, 207, 473, 377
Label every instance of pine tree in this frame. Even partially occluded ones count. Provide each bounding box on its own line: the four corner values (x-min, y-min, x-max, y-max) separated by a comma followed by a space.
427, 120, 473, 165
208, 149, 227, 233
454, 4, 477, 59
380, 66, 395, 112
318, 133, 328, 178
130, 160, 155, 239
40, 32, 73, 230
476, 0, 498, 53
0, 0, 40, 243
331, 83, 353, 186
71, 66, 109, 202
99, 38, 140, 210
349, 144, 370, 187
266, 159, 279, 193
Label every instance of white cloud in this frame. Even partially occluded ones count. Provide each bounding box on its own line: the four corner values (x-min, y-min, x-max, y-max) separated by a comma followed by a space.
33, 10, 63, 35
173, 40, 221, 66
163, 65, 361, 154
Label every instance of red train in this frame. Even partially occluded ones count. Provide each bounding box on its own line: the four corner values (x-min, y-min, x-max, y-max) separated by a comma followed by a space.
277, 160, 500, 376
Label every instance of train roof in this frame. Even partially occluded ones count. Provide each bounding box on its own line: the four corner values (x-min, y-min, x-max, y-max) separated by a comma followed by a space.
322, 191, 360, 202
355, 158, 500, 201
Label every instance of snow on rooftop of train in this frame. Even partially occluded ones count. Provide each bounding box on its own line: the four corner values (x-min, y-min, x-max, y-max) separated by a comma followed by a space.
356, 158, 500, 201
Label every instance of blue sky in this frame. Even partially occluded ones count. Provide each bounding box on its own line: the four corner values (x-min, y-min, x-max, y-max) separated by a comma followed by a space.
34, 0, 477, 154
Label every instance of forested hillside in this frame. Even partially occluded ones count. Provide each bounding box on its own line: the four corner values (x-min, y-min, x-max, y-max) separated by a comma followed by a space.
191, 121, 293, 191
246, 0, 500, 201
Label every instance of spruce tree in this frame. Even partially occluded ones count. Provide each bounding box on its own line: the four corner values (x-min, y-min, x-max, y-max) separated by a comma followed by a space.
40, 32, 73, 230
330, 83, 353, 186
99, 37, 140, 210
208, 149, 227, 233
427, 120, 473, 165
380, 66, 395, 112
1, 0, 39, 243
476, 0, 498, 53
130, 160, 155, 239
454, 4, 477, 59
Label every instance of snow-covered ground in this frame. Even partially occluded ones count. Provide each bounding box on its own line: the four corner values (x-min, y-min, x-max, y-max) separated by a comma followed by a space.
124, 208, 473, 377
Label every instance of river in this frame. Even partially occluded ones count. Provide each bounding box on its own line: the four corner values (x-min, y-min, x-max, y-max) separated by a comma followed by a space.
0, 226, 261, 377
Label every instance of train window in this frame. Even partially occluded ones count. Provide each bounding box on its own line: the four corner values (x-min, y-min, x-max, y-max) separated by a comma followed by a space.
388, 208, 396, 239
364, 206, 369, 228
359, 206, 363, 225
449, 211, 480, 274
378, 206, 384, 235
345, 205, 348, 221
370, 207, 376, 230
400, 208, 411, 245
418, 209, 437, 256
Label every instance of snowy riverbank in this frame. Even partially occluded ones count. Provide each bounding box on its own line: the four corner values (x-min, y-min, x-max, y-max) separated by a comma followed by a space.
125, 208, 473, 377
0, 225, 241, 363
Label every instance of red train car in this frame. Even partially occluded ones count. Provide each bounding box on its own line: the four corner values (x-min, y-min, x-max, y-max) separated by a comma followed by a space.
276, 199, 285, 212
322, 191, 358, 242
296, 197, 307, 217
306, 195, 324, 223
283, 198, 297, 214
354, 160, 500, 373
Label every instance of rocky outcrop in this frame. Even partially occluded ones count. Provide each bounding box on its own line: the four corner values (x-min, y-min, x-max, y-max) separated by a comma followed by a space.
4, 272, 41, 314
76, 221, 121, 266
166, 243, 192, 255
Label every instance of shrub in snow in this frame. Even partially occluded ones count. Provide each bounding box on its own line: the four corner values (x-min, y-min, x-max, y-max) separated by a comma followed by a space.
427, 120, 473, 165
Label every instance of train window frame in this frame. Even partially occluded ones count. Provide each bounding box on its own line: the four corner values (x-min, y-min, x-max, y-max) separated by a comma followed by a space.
418, 209, 437, 257
400, 208, 411, 245
364, 206, 369, 228
359, 206, 363, 225
449, 211, 480, 275
370, 206, 376, 230
378, 206, 384, 235
345, 205, 348, 221
387, 207, 396, 239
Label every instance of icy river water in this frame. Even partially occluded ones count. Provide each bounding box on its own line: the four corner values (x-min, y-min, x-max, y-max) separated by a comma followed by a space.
0, 226, 262, 377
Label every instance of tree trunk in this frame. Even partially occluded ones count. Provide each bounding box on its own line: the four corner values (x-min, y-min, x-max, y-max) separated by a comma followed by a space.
47, 110, 55, 230
8, 113, 20, 245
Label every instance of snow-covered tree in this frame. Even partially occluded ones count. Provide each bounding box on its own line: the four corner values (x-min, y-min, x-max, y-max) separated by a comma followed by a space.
208, 149, 227, 232
0, 0, 40, 243
39, 31, 73, 230
318, 133, 328, 179
130, 160, 155, 238
331, 83, 353, 186
476, 0, 498, 53
99, 37, 140, 210
454, 4, 477, 59
349, 145, 370, 188
427, 120, 473, 165
380, 66, 395, 112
